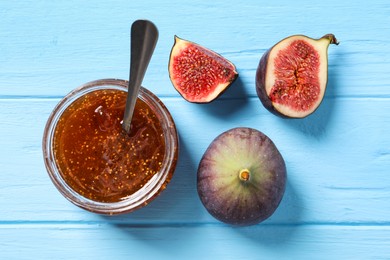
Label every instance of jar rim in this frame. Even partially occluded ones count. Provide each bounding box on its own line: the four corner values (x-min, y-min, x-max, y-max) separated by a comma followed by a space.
42, 79, 179, 215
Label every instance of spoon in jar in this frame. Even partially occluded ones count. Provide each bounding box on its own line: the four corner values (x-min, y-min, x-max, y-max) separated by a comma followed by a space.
122, 20, 159, 133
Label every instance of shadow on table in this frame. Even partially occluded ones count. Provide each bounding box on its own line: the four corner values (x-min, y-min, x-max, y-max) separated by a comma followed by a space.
99, 146, 304, 250
100, 133, 203, 224
197, 77, 250, 118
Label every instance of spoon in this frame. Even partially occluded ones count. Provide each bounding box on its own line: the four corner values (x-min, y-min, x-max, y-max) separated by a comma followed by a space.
122, 20, 159, 133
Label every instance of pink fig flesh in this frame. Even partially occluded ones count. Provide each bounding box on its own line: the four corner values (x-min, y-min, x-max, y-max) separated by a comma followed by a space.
256, 34, 339, 118
169, 36, 238, 103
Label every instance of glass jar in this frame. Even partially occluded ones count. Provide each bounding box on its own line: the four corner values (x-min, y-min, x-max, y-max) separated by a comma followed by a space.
42, 79, 179, 215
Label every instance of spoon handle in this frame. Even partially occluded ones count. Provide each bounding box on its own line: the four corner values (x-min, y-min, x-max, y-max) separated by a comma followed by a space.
122, 20, 159, 133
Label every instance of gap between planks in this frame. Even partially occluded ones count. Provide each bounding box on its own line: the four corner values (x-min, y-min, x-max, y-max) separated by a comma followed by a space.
1, 221, 390, 228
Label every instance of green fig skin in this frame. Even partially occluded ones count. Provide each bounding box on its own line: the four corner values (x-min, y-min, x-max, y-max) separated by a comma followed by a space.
197, 127, 287, 226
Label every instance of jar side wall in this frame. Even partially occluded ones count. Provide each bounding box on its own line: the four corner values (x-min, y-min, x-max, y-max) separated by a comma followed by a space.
42, 79, 179, 215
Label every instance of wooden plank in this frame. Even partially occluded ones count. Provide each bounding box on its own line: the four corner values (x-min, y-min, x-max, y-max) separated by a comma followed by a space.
0, 224, 389, 259
0, 0, 390, 259
1, 0, 390, 259
0, 97, 389, 223
0, 1, 389, 97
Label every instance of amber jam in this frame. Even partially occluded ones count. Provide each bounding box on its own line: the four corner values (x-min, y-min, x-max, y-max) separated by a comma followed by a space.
43, 79, 178, 214
53, 89, 165, 203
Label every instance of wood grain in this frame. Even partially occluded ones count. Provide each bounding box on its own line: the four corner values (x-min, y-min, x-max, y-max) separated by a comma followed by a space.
0, 98, 389, 224
1, 1, 389, 98
1, 224, 389, 259
1, 0, 389, 259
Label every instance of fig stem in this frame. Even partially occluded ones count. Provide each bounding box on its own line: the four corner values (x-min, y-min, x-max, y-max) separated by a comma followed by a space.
322, 34, 339, 45
239, 169, 250, 182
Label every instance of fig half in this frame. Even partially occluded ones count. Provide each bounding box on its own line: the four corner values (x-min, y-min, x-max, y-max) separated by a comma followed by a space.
197, 127, 286, 226
168, 36, 238, 103
256, 34, 339, 118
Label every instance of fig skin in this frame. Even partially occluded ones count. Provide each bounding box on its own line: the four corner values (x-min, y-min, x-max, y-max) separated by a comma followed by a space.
197, 127, 287, 226
256, 49, 278, 116
256, 34, 339, 118
168, 36, 238, 103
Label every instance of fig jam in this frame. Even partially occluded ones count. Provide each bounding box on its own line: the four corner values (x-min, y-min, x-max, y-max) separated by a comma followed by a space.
53, 89, 165, 203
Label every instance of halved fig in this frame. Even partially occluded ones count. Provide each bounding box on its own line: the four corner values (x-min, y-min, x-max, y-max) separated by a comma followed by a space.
256, 34, 339, 118
168, 36, 238, 103
197, 127, 287, 226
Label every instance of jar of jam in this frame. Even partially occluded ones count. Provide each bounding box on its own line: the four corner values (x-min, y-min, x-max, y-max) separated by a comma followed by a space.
43, 79, 179, 215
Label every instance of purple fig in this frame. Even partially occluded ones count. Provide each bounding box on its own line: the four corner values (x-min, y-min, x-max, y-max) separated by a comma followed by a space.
197, 127, 286, 226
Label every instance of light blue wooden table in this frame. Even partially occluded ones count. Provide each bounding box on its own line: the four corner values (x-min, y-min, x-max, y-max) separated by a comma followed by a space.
1, 1, 390, 259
